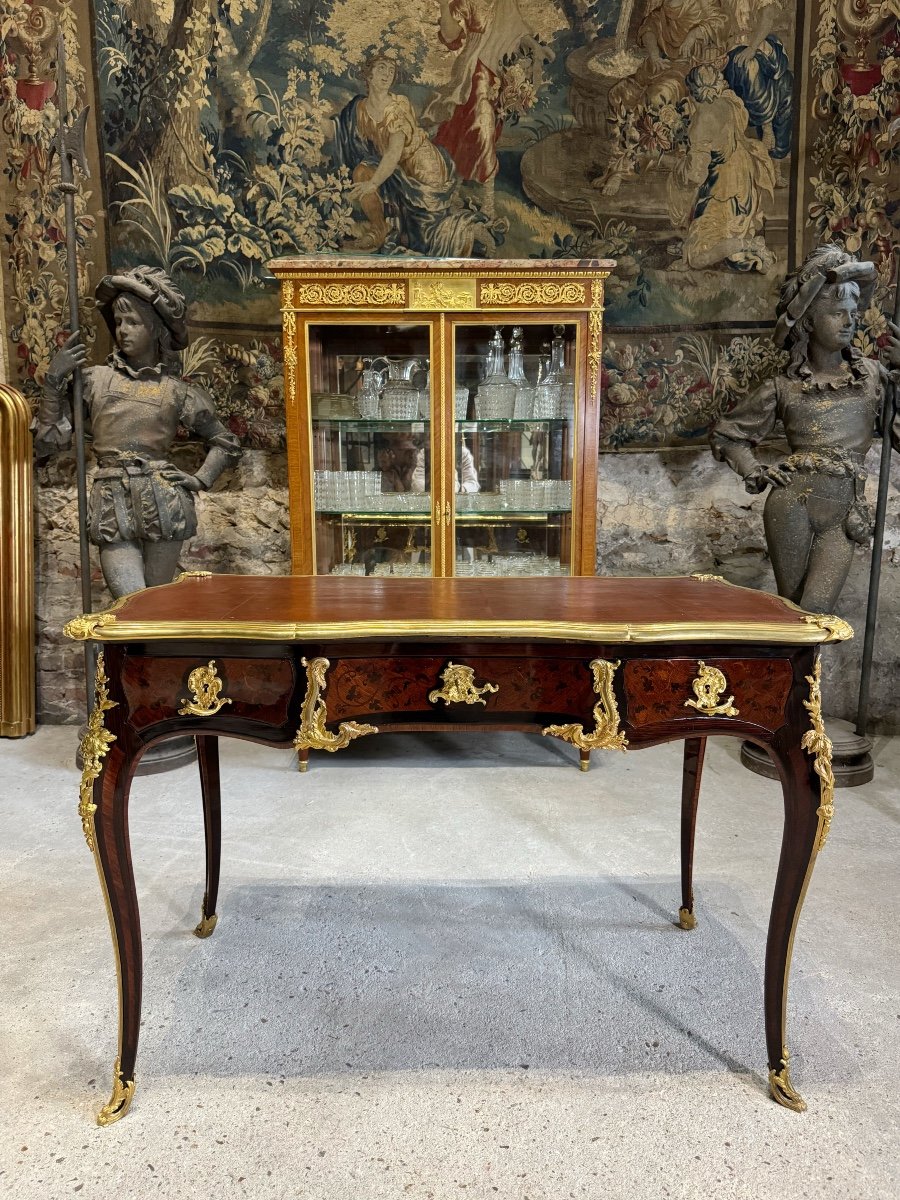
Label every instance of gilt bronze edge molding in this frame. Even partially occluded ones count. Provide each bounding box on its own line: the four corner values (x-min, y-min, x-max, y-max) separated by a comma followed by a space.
60, 617, 852, 645
64, 611, 118, 640
77, 658, 136, 1128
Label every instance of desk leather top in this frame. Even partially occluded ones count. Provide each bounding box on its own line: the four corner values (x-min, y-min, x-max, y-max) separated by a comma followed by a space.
64, 574, 853, 646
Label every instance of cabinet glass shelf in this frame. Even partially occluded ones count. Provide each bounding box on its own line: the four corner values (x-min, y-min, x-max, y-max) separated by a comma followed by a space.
318, 509, 569, 519
310, 418, 570, 431
456, 419, 569, 430
318, 506, 432, 517
312, 419, 429, 430
454, 509, 571, 518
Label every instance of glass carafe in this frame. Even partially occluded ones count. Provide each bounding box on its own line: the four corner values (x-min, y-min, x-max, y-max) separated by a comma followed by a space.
476, 328, 516, 419
532, 343, 560, 418
381, 357, 421, 420
357, 357, 386, 419
418, 362, 431, 418
507, 326, 534, 420
551, 324, 575, 418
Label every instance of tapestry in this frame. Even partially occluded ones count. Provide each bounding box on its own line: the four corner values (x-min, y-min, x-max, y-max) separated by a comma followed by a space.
2, 1, 899, 449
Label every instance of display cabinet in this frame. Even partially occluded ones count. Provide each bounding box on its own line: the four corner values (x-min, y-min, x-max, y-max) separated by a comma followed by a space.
269, 257, 614, 578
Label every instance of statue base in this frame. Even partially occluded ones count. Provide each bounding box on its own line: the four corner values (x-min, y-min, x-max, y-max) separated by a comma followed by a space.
77, 730, 197, 776
740, 717, 874, 788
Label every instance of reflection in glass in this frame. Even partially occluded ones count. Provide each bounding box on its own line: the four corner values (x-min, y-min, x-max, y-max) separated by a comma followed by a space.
308, 322, 432, 576
454, 321, 577, 578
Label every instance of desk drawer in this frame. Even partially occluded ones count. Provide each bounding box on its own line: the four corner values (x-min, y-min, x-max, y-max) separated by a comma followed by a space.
623, 658, 792, 731
325, 655, 597, 721
121, 655, 296, 730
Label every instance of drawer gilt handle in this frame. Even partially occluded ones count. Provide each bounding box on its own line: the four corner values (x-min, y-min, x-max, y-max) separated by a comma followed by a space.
429, 662, 498, 706
178, 661, 232, 717
684, 661, 739, 717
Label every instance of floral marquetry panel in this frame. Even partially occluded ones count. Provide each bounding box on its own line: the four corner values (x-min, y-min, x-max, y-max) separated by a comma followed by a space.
623, 658, 794, 732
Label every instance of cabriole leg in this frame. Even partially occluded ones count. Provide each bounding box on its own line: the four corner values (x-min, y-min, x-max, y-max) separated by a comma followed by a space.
762, 659, 834, 1112
86, 741, 142, 1126
195, 735, 220, 938
678, 737, 706, 929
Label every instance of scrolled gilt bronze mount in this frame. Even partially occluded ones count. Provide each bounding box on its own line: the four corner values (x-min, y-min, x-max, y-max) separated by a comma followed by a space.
77, 652, 117, 852
96, 1056, 136, 1127
802, 659, 836, 852
293, 656, 378, 769
542, 658, 628, 754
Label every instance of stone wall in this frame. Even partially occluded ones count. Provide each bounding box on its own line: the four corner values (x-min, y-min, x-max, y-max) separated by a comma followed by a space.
597, 446, 900, 734
34, 444, 900, 732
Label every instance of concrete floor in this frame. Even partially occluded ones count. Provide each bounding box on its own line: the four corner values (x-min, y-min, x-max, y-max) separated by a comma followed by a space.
1, 725, 898, 1200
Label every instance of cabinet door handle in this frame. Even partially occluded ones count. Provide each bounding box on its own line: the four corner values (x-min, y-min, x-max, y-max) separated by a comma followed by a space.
443, 500, 451, 526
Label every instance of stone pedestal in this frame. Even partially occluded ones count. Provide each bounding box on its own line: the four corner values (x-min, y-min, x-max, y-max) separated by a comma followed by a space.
567, 41, 627, 133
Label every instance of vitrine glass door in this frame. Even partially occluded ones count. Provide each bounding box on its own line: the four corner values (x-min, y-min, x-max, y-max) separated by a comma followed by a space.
452, 321, 577, 577
307, 321, 434, 576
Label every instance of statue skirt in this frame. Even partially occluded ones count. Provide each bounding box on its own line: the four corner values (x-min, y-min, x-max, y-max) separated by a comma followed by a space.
90, 457, 197, 545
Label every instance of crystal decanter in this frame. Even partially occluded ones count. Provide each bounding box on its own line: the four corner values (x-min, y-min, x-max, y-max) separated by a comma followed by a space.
507, 327, 534, 420
475, 328, 516, 419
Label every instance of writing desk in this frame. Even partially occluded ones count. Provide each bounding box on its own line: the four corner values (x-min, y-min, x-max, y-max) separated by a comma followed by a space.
66, 572, 851, 1124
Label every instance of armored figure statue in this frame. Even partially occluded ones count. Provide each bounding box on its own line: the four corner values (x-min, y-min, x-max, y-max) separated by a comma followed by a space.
711, 245, 900, 613
34, 267, 242, 597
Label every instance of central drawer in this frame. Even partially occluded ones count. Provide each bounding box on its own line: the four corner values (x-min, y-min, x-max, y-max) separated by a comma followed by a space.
322, 655, 598, 723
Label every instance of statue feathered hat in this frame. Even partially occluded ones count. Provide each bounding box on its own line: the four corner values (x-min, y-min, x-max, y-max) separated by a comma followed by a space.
774, 244, 877, 349
95, 265, 189, 351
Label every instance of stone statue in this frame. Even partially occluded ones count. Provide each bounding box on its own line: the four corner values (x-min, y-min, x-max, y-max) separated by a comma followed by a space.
710, 245, 900, 613
34, 266, 242, 598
